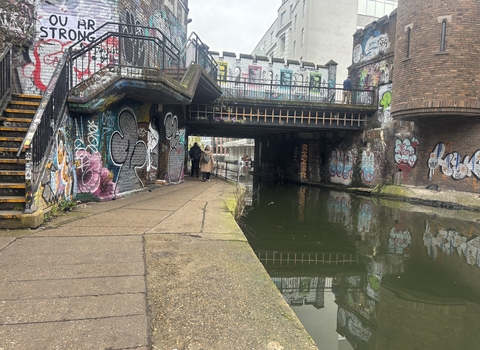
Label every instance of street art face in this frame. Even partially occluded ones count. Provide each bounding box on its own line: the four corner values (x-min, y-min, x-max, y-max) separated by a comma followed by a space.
394, 137, 419, 170
428, 142, 480, 181
424, 221, 480, 267
164, 112, 185, 184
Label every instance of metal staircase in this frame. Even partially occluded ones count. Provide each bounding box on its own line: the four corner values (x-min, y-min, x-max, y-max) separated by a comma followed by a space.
0, 94, 41, 225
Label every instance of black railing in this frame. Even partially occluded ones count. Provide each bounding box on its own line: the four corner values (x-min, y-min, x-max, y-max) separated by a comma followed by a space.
17, 51, 70, 213
182, 32, 218, 80
0, 44, 12, 114
69, 22, 182, 88
219, 79, 375, 106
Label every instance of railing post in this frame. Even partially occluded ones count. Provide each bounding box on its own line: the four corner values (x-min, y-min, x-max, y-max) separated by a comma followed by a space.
118, 23, 123, 67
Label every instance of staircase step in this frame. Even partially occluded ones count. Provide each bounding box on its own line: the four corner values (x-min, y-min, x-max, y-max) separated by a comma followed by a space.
0, 210, 23, 219
0, 117, 33, 123
0, 183, 26, 189
4, 108, 36, 114
12, 93, 42, 100
0, 158, 26, 164
0, 136, 24, 142
0, 170, 25, 176
0, 126, 29, 132
0, 147, 22, 153
9, 100, 41, 107
0, 196, 25, 203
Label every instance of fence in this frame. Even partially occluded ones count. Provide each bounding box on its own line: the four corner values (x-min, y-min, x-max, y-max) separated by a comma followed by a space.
219, 79, 375, 106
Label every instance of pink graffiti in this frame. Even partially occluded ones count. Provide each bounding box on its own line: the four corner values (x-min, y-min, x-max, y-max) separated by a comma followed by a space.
394, 137, 419, 168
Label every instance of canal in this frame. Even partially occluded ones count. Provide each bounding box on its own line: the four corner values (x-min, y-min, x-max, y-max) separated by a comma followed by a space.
241, 177, 480, 350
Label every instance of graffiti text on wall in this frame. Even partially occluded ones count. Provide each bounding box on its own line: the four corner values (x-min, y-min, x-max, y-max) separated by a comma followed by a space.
394, 137, 419, 170
428, 142, 480, 181
329, 149, 356, 185
377, 83, 392, 123
353, 29, 390, 64
164, 112, 184, 183
300, 143, 308, 179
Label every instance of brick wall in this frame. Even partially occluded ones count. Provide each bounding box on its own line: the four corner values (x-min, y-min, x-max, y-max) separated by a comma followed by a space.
392, 0, 480, 118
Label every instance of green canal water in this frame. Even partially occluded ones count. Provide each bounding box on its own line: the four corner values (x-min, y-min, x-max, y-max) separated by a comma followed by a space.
242, 178, 480, 350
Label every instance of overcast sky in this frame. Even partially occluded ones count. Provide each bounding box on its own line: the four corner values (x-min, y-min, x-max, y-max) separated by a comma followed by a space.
187, 0, 280, 55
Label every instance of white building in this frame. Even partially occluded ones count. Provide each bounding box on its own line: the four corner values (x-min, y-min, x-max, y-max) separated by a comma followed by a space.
252, 0, 398, 81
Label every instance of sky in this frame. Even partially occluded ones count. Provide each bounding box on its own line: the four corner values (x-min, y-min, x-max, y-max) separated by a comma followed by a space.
187, 0, 280, 55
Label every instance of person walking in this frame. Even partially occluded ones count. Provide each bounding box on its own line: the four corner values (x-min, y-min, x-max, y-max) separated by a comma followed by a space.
342, 75, 352, 104
200, 145, 214, 182
189, 142, 202, 178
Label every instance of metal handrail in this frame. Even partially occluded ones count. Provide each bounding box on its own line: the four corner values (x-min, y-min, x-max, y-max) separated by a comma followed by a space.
69, 22, 182, 88
182, 31, 218, 80
0, 44, 12, 114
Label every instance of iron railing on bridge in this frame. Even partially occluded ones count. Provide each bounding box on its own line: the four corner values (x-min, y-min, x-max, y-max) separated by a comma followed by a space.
219, 79, 375, 106
0, 44, 12, 114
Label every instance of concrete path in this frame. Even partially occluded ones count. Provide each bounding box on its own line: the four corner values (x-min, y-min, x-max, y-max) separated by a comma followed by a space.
0, 177, 317, 350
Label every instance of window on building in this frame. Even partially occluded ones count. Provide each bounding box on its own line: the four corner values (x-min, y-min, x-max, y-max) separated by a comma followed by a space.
406, 27, 411, 58
281, 11, 286, 26
280, 36, 286, 54
303, 0, 306, 17
358, 0, 398, 17
301, 28, 305, 46
440, 19, 447, 51
294, 14, 297, 31
293, 41, 296, 57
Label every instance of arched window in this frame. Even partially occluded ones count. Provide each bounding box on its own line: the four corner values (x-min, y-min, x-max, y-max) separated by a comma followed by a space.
406, 27, 411, 58
440, 19, 447, 51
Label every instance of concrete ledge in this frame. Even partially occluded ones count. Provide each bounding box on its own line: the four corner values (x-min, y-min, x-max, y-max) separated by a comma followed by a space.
0, 209, 44, 229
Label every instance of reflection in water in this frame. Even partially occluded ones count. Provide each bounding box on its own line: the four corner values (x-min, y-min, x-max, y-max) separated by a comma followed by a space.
242, 178, 480, 350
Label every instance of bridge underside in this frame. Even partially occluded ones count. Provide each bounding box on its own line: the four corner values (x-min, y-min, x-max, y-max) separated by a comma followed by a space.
186, 102, 376, 138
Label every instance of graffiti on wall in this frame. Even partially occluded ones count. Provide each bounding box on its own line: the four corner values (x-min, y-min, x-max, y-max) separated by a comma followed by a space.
110, 109, 147, 192
394, 137, 419, 170
34, 126, 76, 210
427, 142, 480, 181
18, 0, 112, 93
142, 118, 160, 183
378, 83, 392, 123
0, 0, 35, 42
361, 144, 375, 182
424, 221, 480, 267
329, 149, 357, 185
300, 143, 308, 179
353, 29, 390, 64
164, 112, 185, 184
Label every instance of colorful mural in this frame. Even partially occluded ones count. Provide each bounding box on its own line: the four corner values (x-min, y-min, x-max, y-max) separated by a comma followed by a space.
394, 137, 419, 171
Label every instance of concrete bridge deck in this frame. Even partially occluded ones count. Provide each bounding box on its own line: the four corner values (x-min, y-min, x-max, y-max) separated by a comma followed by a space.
0, 178, 317, 350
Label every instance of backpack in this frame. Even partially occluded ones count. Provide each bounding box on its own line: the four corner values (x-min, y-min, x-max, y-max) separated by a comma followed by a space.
202, 153, 210, 163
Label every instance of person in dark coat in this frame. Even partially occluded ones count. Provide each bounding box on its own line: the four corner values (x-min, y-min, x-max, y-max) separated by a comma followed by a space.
189, 142, 202, 177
